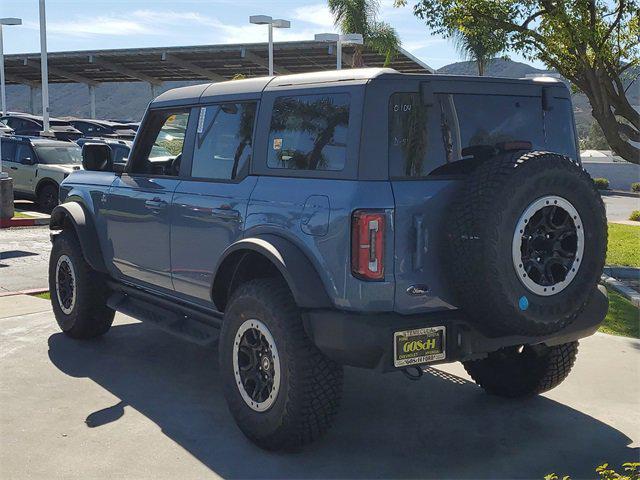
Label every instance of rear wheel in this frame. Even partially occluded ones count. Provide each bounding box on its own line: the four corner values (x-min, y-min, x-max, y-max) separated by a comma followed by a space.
38, 183, 58, 213
219, 278, 343, 451
49, 229, 114, 339
463, 341, 578, 398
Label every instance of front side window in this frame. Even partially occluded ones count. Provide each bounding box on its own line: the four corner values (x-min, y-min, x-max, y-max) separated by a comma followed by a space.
191, 102, 257, 180
267, 93, 350, 171
112, 145, 130, 164
130, 109, 190, 176
34, 145, 82, 164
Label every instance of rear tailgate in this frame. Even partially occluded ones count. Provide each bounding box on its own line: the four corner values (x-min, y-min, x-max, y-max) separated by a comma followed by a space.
391, 179, 461, 314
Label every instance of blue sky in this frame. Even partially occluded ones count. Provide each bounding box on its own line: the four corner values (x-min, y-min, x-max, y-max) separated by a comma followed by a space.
0, 0, 542, 70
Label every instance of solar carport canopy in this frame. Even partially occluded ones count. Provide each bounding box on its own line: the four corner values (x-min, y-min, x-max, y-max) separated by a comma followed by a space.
3, 41, 432, 86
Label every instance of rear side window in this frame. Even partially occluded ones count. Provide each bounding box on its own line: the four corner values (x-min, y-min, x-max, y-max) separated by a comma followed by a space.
267, 93, 350, 171
191, 102, 257, 180
389, 92, 546, 178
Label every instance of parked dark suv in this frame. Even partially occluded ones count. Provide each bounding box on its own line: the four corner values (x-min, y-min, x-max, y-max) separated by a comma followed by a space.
48, 69, 607, 451
0, 113, 82, 141
68, 119, 136, 140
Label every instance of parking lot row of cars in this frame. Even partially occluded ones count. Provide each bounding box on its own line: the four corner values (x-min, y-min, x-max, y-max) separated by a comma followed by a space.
1, 112, 139, 212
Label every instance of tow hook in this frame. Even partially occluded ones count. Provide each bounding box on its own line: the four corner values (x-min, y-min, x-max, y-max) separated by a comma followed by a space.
402, 365, 423, 381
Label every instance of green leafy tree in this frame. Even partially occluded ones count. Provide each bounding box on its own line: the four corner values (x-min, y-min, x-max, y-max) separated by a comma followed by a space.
328, 0, 401, 67
395, 0, 640, 164
581, 120, 611, 150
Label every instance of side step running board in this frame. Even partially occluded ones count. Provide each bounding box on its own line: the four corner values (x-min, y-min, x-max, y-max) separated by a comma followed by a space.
107, 292, 220, 345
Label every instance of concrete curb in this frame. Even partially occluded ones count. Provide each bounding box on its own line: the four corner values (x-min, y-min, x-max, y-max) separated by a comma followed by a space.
0, 288, 49, 298
599, 189, 640, 198
601, 274, 640, 307
0, 216, 49, 228
603, 266, 640, 280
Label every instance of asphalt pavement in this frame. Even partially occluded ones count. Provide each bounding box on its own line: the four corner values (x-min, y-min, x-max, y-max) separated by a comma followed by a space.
601, 192, 640, 221
0, 226, 50, 293
0, 296, 638, 479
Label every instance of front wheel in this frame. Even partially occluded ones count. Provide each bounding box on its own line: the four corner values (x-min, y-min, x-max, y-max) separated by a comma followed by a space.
49, 229, 114, 339
219, 278, 343, 451
463, 341, 578, 398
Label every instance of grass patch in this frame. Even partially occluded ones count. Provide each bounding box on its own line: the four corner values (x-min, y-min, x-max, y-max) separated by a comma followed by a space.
599, 289, 639, 338
607, 223, 640, 267
32, 291, 50, 300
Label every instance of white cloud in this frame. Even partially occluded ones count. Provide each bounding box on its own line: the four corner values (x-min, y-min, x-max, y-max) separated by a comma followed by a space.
293, 4, 336, 29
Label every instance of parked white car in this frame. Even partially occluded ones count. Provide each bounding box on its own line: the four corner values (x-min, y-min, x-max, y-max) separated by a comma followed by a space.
0, 136, 82, 212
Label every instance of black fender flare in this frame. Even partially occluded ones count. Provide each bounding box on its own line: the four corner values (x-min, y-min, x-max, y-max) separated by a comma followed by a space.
50, 202, 107, 273
211, 234, 332, 311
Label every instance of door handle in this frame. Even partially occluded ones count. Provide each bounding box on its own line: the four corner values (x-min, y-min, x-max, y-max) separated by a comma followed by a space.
144, 198, 167, 213
212, 207, 240, 221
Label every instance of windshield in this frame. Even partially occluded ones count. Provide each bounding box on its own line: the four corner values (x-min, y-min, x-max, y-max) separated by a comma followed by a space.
35, 145, 82, 165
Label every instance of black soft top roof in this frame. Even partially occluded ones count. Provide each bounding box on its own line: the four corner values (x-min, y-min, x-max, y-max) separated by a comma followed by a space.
151, 68, 568, 108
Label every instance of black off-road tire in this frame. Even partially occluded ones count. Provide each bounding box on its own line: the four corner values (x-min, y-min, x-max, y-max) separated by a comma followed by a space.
219, 278, 343, 451
449, 151, 607, 336
463, 341, 579, 398
38, 183, 59, 213
49, 229, 114, 339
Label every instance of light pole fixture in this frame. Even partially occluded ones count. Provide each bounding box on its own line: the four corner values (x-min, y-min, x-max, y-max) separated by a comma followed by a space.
0, 17, 22, 115
249, 15, 291, 76
0, 17, 22, 180
315, 33, 364, 70
39, 0, 51, 134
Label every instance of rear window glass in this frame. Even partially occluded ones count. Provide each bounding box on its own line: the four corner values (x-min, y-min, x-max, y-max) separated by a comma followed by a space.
389, 92, 571, 178
267, 93, 350, 171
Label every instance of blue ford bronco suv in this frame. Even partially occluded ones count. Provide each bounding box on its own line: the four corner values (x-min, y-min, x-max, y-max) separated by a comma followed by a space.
48, 69, 608, 451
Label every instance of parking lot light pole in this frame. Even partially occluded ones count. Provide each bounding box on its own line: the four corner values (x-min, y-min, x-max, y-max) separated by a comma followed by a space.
249, 15, 291, 76
0, 17, 22, 181
315, 33, 363, 70
39, 0, 51, 134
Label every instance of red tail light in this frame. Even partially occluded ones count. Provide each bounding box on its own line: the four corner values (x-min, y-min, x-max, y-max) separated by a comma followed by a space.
351, 210, 385, 281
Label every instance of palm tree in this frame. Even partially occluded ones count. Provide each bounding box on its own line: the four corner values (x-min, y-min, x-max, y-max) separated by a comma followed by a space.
328, 0, 401, 68
452, 26, 505, 76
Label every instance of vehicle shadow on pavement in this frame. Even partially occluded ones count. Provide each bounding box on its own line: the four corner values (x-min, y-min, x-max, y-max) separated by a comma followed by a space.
47, 321, 638, 479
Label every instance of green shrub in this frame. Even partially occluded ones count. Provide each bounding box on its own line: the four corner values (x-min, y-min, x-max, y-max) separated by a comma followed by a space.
593, 177, 610, 190
545, 462, 640, 480
632, 182, 640, 193
630, 210, 640, 222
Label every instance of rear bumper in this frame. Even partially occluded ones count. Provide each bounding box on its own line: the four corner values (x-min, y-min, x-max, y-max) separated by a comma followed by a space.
303, 285, 608, 372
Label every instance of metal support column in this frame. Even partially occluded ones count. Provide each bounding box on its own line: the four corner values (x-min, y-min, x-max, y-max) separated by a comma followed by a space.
88, 84, 96, 119
29, 85, 39, 114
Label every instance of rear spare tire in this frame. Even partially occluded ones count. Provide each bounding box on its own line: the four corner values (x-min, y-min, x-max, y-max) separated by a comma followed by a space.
449, 151, 606, 336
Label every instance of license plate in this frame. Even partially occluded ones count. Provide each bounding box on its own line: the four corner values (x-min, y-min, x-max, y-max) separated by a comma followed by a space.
393, 326, 446, 368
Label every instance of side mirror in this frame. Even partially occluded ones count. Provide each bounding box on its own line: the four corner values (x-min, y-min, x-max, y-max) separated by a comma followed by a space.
20, 157, 34, 165
82, 143, 113, 172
